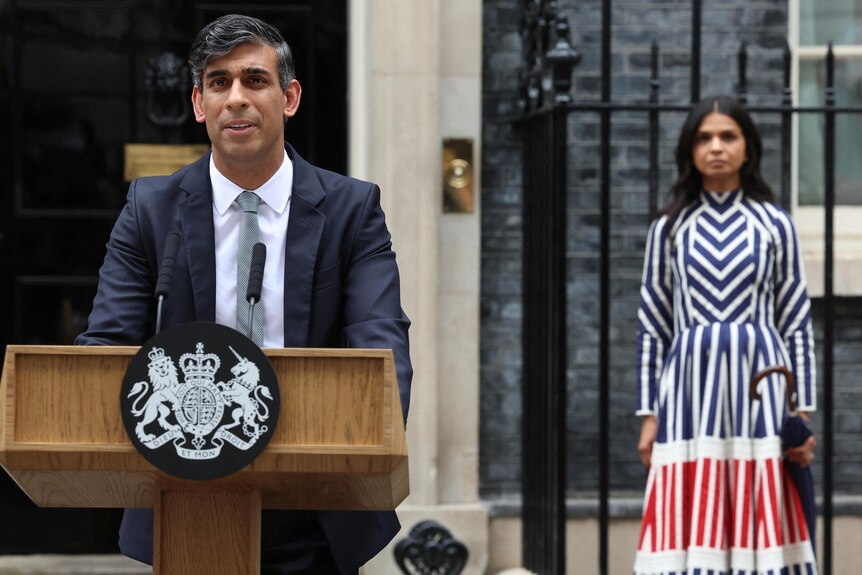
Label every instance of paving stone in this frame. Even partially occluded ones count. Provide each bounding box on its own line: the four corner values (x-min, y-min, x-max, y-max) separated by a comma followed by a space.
0, 555, 149, 575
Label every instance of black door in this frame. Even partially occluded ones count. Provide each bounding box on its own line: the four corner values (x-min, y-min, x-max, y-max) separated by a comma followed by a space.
0, 0, 346, 554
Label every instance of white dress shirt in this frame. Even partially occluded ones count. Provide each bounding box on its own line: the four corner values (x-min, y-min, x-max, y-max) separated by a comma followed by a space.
210, 151, 292, 347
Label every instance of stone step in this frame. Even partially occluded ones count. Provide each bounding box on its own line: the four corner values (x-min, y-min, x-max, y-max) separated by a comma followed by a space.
0, 555, 150, 575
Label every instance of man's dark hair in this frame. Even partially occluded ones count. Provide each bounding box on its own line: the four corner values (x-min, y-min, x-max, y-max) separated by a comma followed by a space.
663, 95, 774, 227
188, 14, 295, 91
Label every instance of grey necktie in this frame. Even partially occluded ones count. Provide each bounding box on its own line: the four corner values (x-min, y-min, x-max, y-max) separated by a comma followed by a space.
235, 191, 264, 345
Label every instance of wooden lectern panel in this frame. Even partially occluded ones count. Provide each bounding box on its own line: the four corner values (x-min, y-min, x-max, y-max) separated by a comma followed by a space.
154, 488, 261, 575
268, 354, 385, 446
0, 345, 408, 511
11, 350, 132, 444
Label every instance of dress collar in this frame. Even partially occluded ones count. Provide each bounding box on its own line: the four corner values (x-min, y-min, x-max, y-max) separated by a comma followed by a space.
701, 188, 742, 208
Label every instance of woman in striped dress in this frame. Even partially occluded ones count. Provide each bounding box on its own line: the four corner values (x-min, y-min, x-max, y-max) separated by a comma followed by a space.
634, 95, 818, 575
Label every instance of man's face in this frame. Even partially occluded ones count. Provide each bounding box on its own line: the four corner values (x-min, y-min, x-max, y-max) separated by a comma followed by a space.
191, 43, 301, 185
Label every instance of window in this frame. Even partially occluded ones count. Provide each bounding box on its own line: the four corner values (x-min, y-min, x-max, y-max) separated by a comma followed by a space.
790, 0, 862, 295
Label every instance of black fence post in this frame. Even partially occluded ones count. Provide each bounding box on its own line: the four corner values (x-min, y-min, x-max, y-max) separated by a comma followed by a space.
521, 110, 567, 575
598, 1, 612, 574
518, 3, 579, 573
822, 43, 836, 575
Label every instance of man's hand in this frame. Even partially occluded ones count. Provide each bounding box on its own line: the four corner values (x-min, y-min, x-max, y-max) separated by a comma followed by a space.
638, 415, 658, 468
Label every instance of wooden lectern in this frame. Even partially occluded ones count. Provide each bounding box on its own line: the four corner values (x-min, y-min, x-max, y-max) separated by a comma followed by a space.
0, 345, 409, 574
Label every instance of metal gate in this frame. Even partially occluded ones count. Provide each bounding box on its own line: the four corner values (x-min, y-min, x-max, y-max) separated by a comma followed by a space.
515, 1, 857, 573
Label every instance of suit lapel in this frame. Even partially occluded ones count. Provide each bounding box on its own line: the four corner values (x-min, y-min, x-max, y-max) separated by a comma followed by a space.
173, 145, 325, 340
283, 144, 326, 347
179, 153, 217, 322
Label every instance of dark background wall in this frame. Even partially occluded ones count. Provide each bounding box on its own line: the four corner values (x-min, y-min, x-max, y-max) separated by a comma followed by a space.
480, 0, 862, 506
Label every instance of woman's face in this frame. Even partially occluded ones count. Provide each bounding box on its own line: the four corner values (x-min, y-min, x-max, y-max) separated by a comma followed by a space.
692, 111, 747, 192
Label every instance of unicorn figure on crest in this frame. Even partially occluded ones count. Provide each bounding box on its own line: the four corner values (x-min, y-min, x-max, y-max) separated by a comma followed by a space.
219, 346, 273, 439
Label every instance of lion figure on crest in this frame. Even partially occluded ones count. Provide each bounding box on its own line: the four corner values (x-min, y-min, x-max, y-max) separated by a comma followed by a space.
128, 347, 181, 442
221, 347, 272, 439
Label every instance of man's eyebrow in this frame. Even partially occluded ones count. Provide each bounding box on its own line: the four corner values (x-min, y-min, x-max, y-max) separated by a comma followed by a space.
243, 67, 271, 76
205, 67, 272, 79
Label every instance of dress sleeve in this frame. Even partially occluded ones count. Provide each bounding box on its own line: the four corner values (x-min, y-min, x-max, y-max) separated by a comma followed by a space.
636, 217, 674, 416
773, 212, 817, 411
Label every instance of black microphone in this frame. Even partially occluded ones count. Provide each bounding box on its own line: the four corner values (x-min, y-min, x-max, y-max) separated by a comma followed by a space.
245, 242, 266, 341
154, 232, 180, 334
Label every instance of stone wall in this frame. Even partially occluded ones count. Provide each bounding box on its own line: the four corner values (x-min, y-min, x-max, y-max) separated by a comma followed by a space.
482, 0, 526, 499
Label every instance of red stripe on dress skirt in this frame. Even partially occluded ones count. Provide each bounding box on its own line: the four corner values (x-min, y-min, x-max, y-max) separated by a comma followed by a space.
639, 473, 657, 550
787, 463, 810, 541
787, 478, 799, 543
765, 457, 783, 547
780, 461, 797, 544
662, 463, 676, 549
755, 461, 770, 549
696, 458, 712, 546
789, 482, 802, 546
684, 460, 695, 549
662, 463, 670, 551
712, 459, 724, 549
740, 460, 753, 549
724, 457, 734, 549
782, 463, 799, 543
668, 462, 677, 550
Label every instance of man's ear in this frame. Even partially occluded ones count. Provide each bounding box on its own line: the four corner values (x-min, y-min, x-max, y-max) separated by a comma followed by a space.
283, 79, 302, 119
192, 85, 206, 124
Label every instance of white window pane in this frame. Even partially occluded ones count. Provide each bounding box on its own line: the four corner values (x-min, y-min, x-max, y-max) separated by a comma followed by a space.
800, 0, 862, 46
798, 58, 862, 205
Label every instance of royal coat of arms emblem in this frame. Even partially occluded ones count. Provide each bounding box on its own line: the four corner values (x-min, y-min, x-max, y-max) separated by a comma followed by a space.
121, 322, 279, 480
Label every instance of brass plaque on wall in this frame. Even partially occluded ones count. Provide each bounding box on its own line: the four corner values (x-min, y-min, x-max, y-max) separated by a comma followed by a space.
124, 144, 210, 181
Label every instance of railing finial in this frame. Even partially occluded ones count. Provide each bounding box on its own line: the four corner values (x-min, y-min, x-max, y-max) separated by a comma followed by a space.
518, 1, 580, 112
546, 16, 581, 105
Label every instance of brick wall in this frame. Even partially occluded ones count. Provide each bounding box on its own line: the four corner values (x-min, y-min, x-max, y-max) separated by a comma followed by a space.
481, 0, 862, 503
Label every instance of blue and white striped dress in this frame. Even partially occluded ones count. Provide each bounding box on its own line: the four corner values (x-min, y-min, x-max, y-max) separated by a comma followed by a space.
634, 190, 818, 575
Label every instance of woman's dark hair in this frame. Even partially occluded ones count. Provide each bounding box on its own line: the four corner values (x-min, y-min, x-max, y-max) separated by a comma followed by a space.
188, 14, 295, 92
662, 95, 774, 227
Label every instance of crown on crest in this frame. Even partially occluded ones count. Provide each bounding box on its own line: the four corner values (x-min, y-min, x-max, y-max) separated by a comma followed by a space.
147, 346, 171, 366
180, 342, 220, 381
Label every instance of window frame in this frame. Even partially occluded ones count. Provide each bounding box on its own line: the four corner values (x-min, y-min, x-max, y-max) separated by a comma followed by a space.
789, 0, 862, 296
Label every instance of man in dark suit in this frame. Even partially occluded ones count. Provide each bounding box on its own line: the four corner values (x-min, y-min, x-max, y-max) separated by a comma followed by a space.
76, 13, 412, 575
